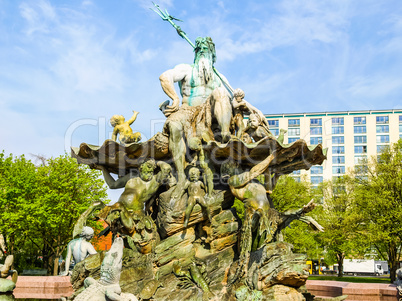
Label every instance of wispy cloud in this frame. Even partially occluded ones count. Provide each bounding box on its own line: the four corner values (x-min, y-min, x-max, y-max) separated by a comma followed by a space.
347, 76, 402, 99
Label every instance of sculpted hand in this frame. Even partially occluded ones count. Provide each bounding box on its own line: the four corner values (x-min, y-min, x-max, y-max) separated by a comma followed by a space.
164, 100, 180, 117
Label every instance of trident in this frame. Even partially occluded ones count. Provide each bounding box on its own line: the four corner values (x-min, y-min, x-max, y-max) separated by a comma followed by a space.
151, 2, 234, 95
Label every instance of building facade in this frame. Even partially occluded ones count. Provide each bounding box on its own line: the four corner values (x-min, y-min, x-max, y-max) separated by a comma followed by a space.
260, 109, 402, 185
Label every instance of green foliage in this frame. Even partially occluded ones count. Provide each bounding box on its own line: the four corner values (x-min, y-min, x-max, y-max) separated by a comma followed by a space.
353, 139, 402, 282
0, 152, 109, 274
314, 176, 363, 276
271, 175, 323, 259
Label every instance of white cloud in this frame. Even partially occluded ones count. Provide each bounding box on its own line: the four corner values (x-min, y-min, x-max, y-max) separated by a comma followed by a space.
347, 76, 402, 98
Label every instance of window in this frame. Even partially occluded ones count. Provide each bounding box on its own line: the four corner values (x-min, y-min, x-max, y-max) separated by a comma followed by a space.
354, 117, 366, 124
333, 146, 345, 154
376, 116, 389, 124
399, 115, 402, 123
311, 176, 323, 184
333, 156, 345, 164
310, 118, 322, 126
354, 136, 367, 144
311, 166, 323, 174
268, 119, 279, 127
377, 145, 388, 153
376, 125, 389, 133
354, 126, 366, 134
310, 137, 322, 145
288, 137, 299, 143
332, 166, 345, 174
293, 177, 301, 183
288, 128, 300, 136
354, 155, 367, 165
332, 126, 344, 135
332, 117, 344, 125
288, 119, 300, 127
271, 129, 279, 136
399, 124, 402, 132
292, 170, 301, 175
332, 136, 344, 144
376, 135, 389, 143
310, 127, 322, 135
354, 145, 367, 153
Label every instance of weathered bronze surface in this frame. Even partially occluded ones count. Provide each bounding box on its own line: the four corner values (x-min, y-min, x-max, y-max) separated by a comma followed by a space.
69, 31, 327, 300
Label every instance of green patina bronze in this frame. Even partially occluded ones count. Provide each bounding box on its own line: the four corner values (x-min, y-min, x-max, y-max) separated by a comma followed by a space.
68, 4, 329, 300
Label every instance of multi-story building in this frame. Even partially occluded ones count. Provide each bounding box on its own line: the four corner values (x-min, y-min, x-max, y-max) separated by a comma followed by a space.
261, 109, 402, 185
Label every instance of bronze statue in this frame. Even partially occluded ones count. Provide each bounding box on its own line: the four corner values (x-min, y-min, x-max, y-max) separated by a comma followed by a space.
69, 7, 329, 299
179, 167, 211, 228
110, 110, 141, 144
61, 227, 97, 276
98, 160, 172, 233
159, 37, 233, 189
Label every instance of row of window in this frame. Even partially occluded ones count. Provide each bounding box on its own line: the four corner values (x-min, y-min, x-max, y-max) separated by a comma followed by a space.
267, 115, 400, 128
331, 135, 389, 144
332, 144, 392, 154
310, 135, 390, 145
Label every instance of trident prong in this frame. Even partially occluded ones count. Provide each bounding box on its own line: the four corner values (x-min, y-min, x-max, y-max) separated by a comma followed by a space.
150, 3, 233, 95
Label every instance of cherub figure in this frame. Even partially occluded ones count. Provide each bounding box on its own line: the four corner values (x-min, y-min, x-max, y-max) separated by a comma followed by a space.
231, 88, 272, 140
181, 167, 211, 228
110, 111, 141, 144
187, 137, 214, 196
232, 88, 249, 139
246, 113, 286, 143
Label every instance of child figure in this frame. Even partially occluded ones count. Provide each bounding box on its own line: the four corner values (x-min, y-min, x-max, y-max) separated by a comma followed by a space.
246, 113, 286, 144
231, 88, 273, 141
232, 88, 249, 139
187, 137, 214, 196
183, 167, 211, 228
110, 111, 141, 144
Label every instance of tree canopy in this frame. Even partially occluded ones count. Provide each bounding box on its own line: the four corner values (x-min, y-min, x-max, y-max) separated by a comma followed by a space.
353, 139, 402, 282
0, 152, 109, 275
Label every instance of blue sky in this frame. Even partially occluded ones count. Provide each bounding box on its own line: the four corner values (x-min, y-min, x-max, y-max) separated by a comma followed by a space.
1, 0, 402, 160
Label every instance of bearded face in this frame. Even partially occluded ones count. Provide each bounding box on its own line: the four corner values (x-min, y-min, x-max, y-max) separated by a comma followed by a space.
192, 46, 214, 86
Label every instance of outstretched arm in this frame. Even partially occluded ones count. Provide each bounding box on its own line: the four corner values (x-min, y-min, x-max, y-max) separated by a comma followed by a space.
127, 111, 139, 125
100, 166, 131, 189
229, 152, 276, 188
243, 99, 270, 130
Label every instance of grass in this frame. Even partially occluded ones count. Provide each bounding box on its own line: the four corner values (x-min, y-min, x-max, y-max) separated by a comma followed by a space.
308, 275, 391, 284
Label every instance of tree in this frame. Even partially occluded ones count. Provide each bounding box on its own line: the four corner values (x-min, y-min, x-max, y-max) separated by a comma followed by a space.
271, 175, 323, 259
316, 176, 363, 277
0, 152, 109, 275
354, 139, 402, 282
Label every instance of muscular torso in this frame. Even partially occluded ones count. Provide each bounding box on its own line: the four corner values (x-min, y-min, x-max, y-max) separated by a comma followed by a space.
162, 63, 223, 107
181, 72, 221, 107
118, 177, 159, 212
